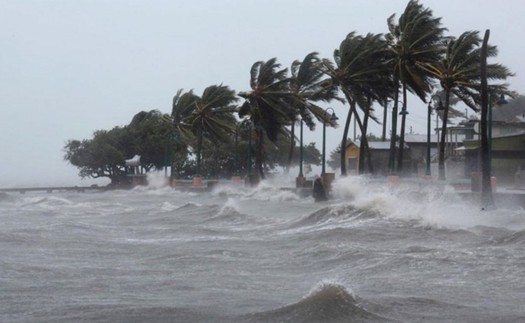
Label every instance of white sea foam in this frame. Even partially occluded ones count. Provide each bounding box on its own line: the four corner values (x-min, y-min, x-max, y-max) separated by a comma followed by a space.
331, 175, 525, 230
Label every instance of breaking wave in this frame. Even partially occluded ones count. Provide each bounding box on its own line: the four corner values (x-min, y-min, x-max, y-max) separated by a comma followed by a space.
245, 282, 386, 322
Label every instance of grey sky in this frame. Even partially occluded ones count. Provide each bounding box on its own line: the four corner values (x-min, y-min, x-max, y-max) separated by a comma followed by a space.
1, 0, 524, 186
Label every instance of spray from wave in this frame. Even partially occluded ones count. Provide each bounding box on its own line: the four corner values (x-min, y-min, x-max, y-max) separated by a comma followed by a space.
331, 176, 525, 231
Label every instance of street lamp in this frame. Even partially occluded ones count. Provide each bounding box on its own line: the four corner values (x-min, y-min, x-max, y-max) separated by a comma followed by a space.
322, 108, 338, 175
247, 121, 252, 177
426, 95, 444, 177
298, 118, 304, 178
488, 93, 508, 174
234, 124, 239, 176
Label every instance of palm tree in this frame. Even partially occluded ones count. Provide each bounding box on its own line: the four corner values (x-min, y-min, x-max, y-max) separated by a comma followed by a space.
421, 31, 513, 180
319, 32, 391, 176
172, 85, 238, 176
238, 58, 296, 180
386, 0, 446, 173
286, 52, 340, 174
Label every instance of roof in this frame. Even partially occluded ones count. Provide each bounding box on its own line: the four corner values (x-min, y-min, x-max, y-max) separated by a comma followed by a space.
492, 97, 525, 123
125, 155, 141, 166
404, 134, 439, 144
346, 140, 409, 150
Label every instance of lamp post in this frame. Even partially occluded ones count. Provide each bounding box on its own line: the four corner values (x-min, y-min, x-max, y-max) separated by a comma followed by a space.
234, 125, 239, 175
322, 108, 338, 175
426, 95, 444, 177
247, 121, 252, 177
298, 119, 304, 178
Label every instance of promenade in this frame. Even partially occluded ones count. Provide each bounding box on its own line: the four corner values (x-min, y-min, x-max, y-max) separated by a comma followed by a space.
1, 176, 523, 209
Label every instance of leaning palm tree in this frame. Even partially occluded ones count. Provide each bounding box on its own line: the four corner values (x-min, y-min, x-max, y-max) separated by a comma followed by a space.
421, 30, 513, 180
286, 52, 340, 174
386, 0, 446, 173
238, 58, 296, 180
319, 32, 392, 176
172, 85, 238, 176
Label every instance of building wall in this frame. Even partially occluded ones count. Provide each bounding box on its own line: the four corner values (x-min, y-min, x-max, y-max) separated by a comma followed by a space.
344, 144, 360, 175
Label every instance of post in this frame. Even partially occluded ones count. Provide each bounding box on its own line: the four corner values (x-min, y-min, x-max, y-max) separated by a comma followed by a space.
299, 119, 304, 177
322, 120, 326, 175
426, 95, 443, 177
488, 97, 493, 174
322, 108, 338, 176
247, 122, 252, 177
426, 101, 432, 176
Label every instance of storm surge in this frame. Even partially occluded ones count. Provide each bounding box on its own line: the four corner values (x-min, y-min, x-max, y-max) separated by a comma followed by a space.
1, 176, 524, 322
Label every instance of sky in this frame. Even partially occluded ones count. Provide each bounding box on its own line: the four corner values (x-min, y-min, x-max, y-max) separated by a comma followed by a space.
1, 0, 525, 187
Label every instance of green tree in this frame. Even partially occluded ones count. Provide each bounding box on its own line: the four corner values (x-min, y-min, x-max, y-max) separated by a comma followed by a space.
286, 52, 340, 174
64, 127, 130, 185
128, 110, 178, 171
172, 85, 238, 176
238, 58, 296, 180
421, 31, 513, 180
386, 0, 446, 173
320, 32, 391, 176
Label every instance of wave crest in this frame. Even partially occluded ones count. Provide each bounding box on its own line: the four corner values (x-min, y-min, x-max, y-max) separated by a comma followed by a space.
290, 204, 380, 229
247, 282, 384, 322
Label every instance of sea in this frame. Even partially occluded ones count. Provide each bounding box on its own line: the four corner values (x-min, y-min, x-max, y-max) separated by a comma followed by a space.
1, 175, 525, 323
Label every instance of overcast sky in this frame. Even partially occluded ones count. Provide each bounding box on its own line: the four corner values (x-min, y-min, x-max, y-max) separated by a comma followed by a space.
1, 0, 524, 187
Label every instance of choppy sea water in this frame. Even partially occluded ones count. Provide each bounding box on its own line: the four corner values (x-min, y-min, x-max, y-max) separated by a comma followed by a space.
1, 176, 525, 323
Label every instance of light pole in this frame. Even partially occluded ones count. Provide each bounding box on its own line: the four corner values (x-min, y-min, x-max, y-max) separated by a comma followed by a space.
247, 121, 252, 177
426, 95, 443, 177
322, 108, 338, 175
234, 124, 239, 176
298, 119, 304, 178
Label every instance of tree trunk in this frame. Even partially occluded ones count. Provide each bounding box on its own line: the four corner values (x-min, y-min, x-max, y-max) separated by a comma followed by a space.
397, 86, 408, 173
438, 90, 451, 180
285, 123, 295, 175
340, 106, 353, 176
358, 97, 371, 174
389, 84, 400, 174
381, 98, 388, 142
196, 128, 203, 175
255, 127, 265, 180
480, 29, 494, 209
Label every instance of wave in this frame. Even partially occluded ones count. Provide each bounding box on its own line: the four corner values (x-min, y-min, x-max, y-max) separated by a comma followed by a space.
0, 192, 14, 202
289, 203, 381, 230
331, 176, 525, 231
204, 198, 250, 224
244, 282, 386, 322
20, 195, 74, 207
496, 229, 525, 245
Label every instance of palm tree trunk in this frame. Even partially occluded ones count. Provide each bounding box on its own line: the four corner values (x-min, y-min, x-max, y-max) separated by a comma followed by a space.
285, 123, 295, 174
480, 29, 494, 209
196, 128, 203, 175
255, 127, 265, 180
358, 97, 371, 174
438, 90, 451, 180
340, 106, 353, 176
397, 86, 408, 173
389, 84, 400, 174
381, 98, 388, 141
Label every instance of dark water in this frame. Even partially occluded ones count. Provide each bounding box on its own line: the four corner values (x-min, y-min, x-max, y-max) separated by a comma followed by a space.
1, 176, 525, 322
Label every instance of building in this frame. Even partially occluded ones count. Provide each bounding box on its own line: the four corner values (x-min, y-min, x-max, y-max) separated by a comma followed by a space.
344, 140, 410, 176
454, 96, 525, 184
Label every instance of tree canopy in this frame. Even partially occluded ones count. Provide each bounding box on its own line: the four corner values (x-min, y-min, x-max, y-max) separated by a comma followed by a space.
65, 1, 516, 185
